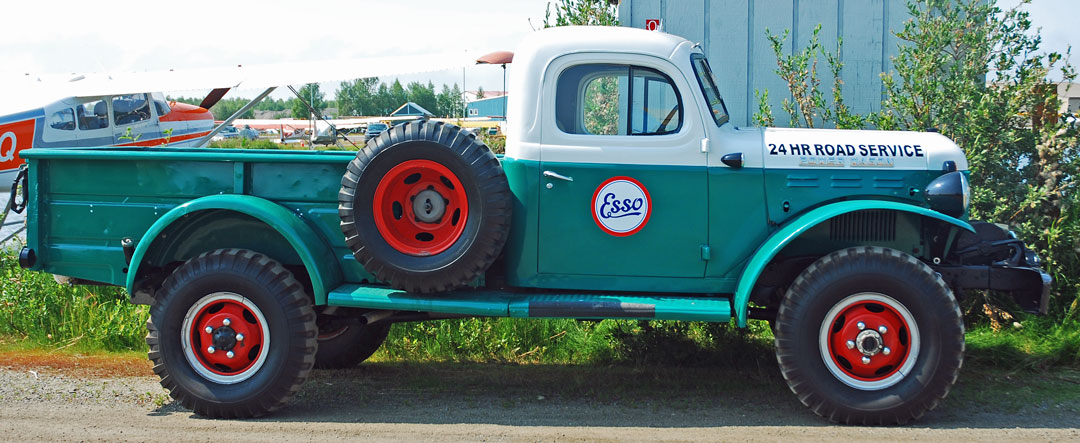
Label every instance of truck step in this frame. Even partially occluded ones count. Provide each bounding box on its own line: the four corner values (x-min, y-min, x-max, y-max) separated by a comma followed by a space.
327, 285, 731, 322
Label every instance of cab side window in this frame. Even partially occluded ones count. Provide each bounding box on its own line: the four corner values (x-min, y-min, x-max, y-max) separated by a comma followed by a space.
48, 108, 76, 131
555, 63, 681, 136
77, 99, 109, 130
113, 94, 151, 126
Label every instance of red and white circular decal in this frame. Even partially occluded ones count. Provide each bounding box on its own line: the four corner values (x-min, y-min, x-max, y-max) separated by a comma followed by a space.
592, 176, 652, 237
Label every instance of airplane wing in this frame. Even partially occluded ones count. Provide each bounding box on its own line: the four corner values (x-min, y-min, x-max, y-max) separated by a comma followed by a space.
1, 51, 474, 116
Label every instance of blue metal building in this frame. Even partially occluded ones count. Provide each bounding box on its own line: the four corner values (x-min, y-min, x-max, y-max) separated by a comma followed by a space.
618, 0, 915, 127
466, 96, 508, 120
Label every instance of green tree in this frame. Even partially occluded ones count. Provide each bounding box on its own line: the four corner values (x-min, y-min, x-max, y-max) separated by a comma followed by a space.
475, 85, 486, 100
337, 77, 379, 116
291, 83, 326, 119
388, 79, 407, 112
756, 0, 1080, 318
436, 83, 464, 118
543, 0, 618, 27
407, 81, 438, 115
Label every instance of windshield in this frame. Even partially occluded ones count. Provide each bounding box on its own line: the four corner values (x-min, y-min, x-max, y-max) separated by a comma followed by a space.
369, 123, 388, 131
690, 54, 729, 126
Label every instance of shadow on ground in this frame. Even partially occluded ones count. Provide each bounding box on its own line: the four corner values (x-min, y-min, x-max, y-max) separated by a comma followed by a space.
153, 360, 1080, 429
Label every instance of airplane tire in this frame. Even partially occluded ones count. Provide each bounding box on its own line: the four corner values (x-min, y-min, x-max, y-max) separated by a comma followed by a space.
339, 120, 511, 293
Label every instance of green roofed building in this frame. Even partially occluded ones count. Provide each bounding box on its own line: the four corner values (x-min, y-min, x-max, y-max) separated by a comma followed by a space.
390, 102, 435, 118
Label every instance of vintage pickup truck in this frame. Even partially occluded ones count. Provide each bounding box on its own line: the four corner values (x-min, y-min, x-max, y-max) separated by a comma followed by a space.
17, 26, 1049, 424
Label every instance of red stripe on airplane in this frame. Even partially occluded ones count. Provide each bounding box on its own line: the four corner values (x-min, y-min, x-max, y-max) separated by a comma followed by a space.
115, 130, 212, 147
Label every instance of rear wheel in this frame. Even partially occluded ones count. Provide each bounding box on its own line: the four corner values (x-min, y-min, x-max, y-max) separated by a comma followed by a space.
313, 316, 391, 369
146, 249, 317, 418
774, 246, 964, 425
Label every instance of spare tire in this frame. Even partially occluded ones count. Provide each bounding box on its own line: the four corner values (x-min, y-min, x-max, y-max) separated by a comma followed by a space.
338, 120, 511, 293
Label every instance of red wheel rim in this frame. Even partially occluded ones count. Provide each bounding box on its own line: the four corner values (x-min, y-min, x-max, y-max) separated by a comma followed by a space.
185, 294, 267, 380
372, 159, 469, 256
820, 293, 919, 389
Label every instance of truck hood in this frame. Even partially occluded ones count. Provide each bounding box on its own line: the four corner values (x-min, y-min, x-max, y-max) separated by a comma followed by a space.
761, 127, 968, 171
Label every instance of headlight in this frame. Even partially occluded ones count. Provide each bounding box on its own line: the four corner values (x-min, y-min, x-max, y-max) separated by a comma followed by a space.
926, 171, 968, 217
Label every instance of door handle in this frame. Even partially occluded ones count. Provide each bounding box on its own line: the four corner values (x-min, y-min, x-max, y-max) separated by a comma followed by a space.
543, 170, 574, 182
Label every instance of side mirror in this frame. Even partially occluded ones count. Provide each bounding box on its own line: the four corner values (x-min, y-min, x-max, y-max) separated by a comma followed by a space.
721, 152, 744, 168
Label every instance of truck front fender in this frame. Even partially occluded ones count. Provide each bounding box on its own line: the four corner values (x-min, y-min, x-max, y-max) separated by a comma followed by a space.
733, 200, 974, 326
126, 194, 342, 305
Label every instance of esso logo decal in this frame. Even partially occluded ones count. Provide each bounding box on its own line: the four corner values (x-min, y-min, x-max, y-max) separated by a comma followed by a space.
592, 176, 652, 236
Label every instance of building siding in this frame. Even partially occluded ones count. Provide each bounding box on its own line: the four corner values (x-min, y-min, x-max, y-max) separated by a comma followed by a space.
466, 96, 508, 119
619, 0, 911, 127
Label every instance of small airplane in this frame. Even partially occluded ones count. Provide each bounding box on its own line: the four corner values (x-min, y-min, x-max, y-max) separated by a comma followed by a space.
0, 74, 216, 185
0, 51, 475, 188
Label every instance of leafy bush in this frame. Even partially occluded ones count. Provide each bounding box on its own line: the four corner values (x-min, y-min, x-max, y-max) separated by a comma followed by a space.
756, 0, 1080, 322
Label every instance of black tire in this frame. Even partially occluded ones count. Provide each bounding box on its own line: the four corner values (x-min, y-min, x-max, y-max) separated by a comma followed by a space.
774, 246, 964, 425
313, 317, 391, 369
338, 120, 511, 293
146, 249, 317, 418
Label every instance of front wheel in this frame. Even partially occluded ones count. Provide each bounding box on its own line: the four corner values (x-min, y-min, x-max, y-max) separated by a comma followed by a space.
146, 249, 317, 418
774, 246, 964, 425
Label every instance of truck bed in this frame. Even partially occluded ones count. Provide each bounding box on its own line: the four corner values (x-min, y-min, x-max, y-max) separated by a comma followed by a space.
21, 146, 367, 288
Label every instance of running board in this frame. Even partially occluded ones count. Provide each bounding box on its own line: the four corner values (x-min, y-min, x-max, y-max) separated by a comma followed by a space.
327, 285, 731, 322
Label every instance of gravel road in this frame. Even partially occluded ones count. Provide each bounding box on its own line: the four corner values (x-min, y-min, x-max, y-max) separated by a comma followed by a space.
1, 354, 1078, 442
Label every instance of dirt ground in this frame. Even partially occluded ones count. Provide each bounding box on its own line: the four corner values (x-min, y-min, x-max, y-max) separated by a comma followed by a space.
1, 351, 1078, 442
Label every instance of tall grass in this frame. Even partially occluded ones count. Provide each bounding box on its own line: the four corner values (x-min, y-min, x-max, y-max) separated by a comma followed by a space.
0, 249, 147, 351
1, 249, 1077, 369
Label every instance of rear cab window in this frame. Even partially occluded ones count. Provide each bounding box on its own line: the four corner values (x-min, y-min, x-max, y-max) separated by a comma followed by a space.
556, 63, 682, 136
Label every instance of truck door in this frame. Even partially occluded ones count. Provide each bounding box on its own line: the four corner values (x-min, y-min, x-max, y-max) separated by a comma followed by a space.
537, 58, 709, 278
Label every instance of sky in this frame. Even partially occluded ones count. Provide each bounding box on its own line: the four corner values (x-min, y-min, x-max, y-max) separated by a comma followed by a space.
0, 0, 553, 100
0, 0, 1075, 102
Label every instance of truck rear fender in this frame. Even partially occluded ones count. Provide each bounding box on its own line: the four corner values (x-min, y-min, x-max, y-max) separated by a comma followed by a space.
733, 200, 974, 326
125, 195, 342, 305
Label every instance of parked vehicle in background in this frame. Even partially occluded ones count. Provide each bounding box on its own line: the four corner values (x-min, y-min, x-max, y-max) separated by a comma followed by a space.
16, 26, 1050, 424
364, 122, 388, 141
210, 125, 239, 141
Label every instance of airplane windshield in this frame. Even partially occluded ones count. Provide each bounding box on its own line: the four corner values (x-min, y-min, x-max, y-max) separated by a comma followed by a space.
690, 54, 729, 127
151, 92, 171, 117
113, 94, 152, 126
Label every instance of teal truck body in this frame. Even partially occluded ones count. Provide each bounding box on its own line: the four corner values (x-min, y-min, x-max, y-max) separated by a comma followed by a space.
16, 26, 1050, 424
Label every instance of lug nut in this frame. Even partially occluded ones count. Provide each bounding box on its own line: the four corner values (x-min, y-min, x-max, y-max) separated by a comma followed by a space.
861, 356, 871, 365
222, 318, 231, 326
207, 346, 216, 354
856, 321, 866, 330
846, 340, 855, 349
883, 347, 891, 356
226, 351, 234, 359
204, 326, 213, 334
236, 333, 245, 342
878, 325, 888, 334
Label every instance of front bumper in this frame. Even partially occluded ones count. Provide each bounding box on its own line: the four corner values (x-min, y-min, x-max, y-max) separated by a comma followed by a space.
936, 265, 1051, 315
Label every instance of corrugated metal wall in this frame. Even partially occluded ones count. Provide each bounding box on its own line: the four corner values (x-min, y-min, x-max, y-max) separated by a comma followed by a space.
618, 0, 912, 127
